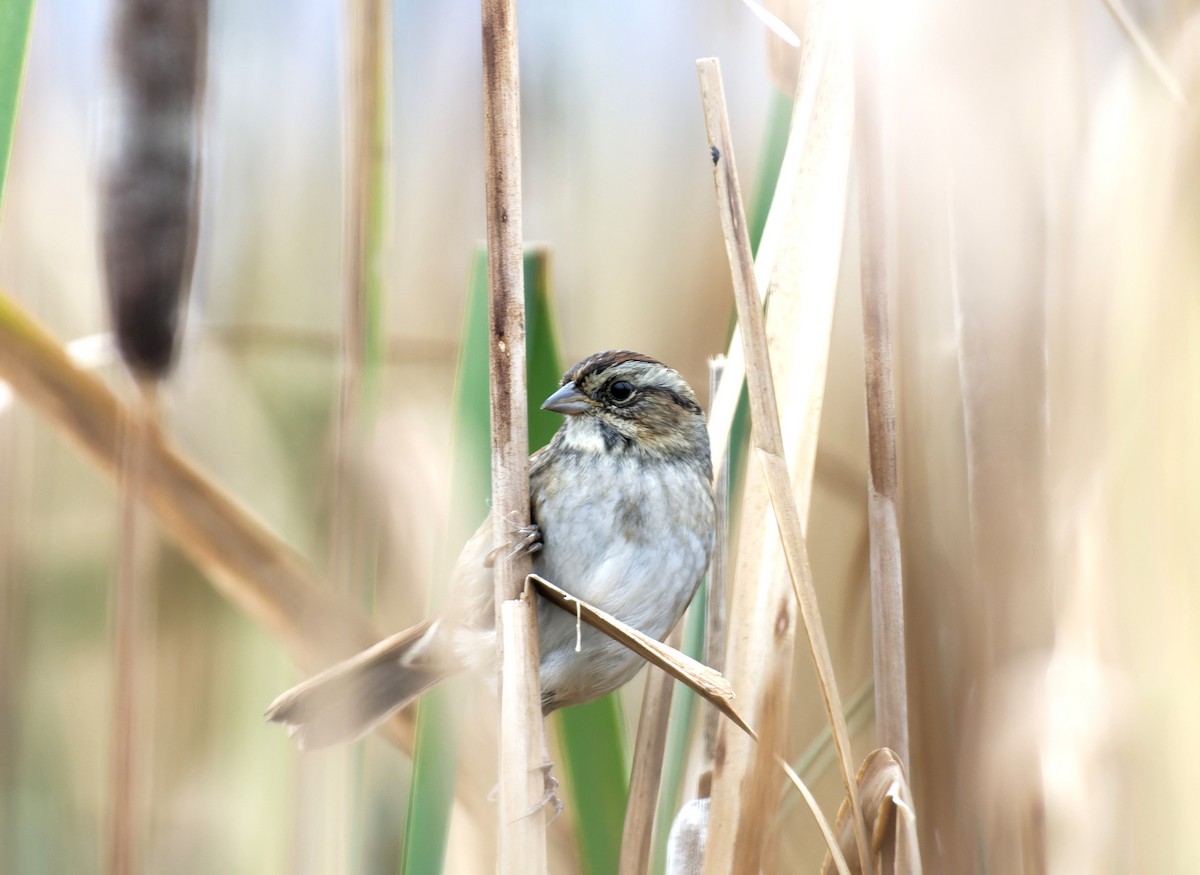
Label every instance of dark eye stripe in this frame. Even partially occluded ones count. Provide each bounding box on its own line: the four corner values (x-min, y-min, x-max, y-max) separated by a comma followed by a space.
642, 385, 702, 415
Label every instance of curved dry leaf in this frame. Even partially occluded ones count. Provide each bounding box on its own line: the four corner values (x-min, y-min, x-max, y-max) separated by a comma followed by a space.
822, 747, 922, 875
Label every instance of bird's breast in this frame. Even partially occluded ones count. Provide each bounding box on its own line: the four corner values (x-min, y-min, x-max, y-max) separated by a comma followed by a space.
531, 452, 714, 639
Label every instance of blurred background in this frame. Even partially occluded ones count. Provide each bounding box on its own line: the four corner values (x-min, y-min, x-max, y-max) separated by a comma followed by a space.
2, 0, 1199, 872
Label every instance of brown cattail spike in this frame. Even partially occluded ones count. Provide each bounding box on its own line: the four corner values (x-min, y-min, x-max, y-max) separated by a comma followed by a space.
101, 0, 207, 379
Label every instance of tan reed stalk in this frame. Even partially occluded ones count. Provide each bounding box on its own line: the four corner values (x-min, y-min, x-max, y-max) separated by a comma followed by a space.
331, 0, 388, 600
109, 385, 157, 875
479, 0, 547, 870
854, 4, 911, 773
703, 357, 729, 756
697, 56, 871, 875
705, 0, 837, 476
306, 0, 390, 868
619, 623, 684, 875
698, 2, 852, 865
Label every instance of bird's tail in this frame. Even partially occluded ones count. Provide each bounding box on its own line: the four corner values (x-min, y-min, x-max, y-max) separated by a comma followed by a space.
266, 618, 459, 750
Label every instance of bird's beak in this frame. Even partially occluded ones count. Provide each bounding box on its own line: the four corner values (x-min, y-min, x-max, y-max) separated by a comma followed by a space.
541, 381, 595, 415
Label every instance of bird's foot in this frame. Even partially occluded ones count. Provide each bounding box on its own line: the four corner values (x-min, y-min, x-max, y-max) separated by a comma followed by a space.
521, 760, 563, 822
489, 761, 564, 822
484, 518, 543, 567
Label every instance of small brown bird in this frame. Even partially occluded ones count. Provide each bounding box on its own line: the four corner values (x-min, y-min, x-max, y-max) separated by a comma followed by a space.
267, 350, 716, 748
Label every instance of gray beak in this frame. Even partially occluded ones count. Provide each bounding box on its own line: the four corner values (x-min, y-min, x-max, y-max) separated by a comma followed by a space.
541, 381, 595, 415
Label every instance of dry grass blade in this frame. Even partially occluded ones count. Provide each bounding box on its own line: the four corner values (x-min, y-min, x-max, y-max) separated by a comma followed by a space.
854, 2, 911, 771
0, 290, 413, 748
821, 748, 920, 875
697, 57, 871, 874
480, 0, 546, 870
776, 756, 851, 875
619, 623, 682, 875
530, 575, 756, 739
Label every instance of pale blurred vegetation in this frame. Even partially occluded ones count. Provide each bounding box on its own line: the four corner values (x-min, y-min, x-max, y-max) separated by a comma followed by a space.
2, 0, 1200, 873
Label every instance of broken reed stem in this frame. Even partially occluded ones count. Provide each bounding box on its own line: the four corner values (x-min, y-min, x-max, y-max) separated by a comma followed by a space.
854, 17, 911, 771
480, 0, 546, 871
531, 575, 755, 737
619, 623, 684, 875
704, 0, 837, 473
109, 386, 157, 875
696, 57, 873, 875
0, 291, 413, 750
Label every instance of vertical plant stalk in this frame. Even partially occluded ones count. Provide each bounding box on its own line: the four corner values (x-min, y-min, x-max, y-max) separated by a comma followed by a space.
699, 4, 853, 871
312, 0, 390, 870
619, 624, 683, 875
696, 58, 872, 874
480, 0, 546, 871
854, 14, 911, 772
109, 388, 157, 875
703, 357, 729, 755
332, 0, 388, 603
102, 0, 207, 870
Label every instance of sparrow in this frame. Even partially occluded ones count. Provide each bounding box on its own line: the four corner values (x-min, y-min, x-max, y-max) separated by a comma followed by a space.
266, 350, 716, 749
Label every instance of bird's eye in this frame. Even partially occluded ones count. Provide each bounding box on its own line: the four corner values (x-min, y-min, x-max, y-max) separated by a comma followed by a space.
607, 380, 635, 404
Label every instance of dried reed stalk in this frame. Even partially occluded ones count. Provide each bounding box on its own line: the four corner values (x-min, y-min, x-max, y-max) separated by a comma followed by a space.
703, 357, 729, 755
619, 623, 684, 875
698, 8, 850, 858
310, 0, 390, 867
0, 292, 412, 748
101, 0, 207, 866
697, 55, 871, 875
109, 388, 157, 875
480, 0, 547, 870
331, 0, 388, 597
854, 5, 911, 771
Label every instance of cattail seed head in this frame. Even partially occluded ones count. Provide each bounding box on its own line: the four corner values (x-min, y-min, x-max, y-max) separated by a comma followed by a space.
101, 0, 207, 379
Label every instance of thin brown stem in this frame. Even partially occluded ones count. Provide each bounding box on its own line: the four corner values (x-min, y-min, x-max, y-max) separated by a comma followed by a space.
108, 384, 158, 875
855, 13, 911, 772
480, 0, 546, 870
619, 624, 683, 875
